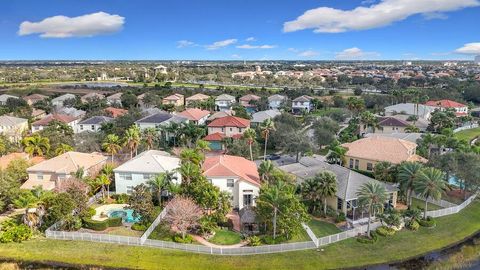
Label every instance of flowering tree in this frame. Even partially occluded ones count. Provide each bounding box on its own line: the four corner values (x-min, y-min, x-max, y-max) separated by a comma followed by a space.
164, 196, 202, 239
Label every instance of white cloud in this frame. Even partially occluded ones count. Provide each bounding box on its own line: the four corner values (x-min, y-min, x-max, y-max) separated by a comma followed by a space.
231, 54, 242, 59
298, 50, 319, 58
176, 40, 197, 48
18, 12, 124, 38
288, 48, 300, 53
245, 37, 256, 41
205, 39, 237, 50
236, 44, 277, 49
283, 0, 479, 33
335, 47, 380, 60
455, 42, 480, 54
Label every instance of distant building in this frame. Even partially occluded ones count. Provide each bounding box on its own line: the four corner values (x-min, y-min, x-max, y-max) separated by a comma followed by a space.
292, 95, 314, 114
162, 93, 184, 107
177, 108, 210, 125
135, 112, 188, 131
31, 114, 78, 133
0, 115, 28, 142
251, 109, 281, 126
106, 93, 123, 106
75, 116, 113, 133
0, 94, 19, 106
425, 99, 468, 117
105, 107, 128, 118
81, 92, 105, 103
51, 94, 76, 108
475, 55, 480, 64
23, 94, 48, 106
239, 94, 261, 113
268, 94, 286, 110
186, 93, 210, 107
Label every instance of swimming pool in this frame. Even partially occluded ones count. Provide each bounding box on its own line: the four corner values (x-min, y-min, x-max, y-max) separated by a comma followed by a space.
107, 209, 140, 223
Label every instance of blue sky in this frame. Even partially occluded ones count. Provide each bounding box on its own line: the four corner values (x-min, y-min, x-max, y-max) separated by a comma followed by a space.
1, 0, 479, 60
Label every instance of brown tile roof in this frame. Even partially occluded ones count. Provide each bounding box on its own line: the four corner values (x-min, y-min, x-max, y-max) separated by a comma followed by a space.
342, 136, 426, 164
26, 151, 107, 174
178, 108, 210, 121
163, 93, 184, 101
105, 107, 128, 118
203, 132, 225, 141
203, 155, 260, 186
207, 116, 250, 128
23, 94, 48, 103
32, 114, 77, 126
186, 93, 210, 101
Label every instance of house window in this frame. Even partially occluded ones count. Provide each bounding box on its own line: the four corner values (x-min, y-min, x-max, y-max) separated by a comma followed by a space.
349, 159, 354, 169
230, 128, 233, 132
126, 186, 134, 194
227, 179, 234, 187
37, 173, 43, 180
221, 127, 224, 132
58, 175, 66, 181
208, 178, 213, 184
80, 125, 83, 130
337, 198, 343, 211
366, 163, 373, 171
355, 159, 359, 170
120, 173, 132, 181
91, 125, 95, 130
143, 174, 152, 180
243, 194, 253, 207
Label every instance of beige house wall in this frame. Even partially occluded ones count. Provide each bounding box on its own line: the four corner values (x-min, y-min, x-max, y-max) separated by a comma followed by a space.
208, 126, 246, 137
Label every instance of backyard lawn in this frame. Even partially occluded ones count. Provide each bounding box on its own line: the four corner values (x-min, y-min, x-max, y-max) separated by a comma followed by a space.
307, 219, 341, 238
0, 201, 479, 270
411, 197, 444, 211
208, 230, 242, 245
454, 127, 480, 142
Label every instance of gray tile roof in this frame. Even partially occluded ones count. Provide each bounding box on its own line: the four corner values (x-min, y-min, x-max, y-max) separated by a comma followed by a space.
278, 157, 397, 201
268, 94, 286, 102
251, 109, 281, 123
215, 94, 235, 101
0, 115, 27, 126
136, 112, 173, 123
78, 116, 113, 125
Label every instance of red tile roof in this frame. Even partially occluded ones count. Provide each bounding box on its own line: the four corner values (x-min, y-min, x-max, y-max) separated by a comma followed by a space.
425, 99, 466, 108
203, 132, 226, 141
105, 107, 128, 118
178, 108, 210, 121
203, 155, 260, 186
207, 116, 250, 128
32, 114, 76, 126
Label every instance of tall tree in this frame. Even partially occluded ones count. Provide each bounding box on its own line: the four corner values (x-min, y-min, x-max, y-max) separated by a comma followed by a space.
22, 134, 50, 157
397, 162, 423, 208
357, 182, 388, 237
316, 171, 337, 216
415, 167, 447, 219
102, 134, 122, 163
142, 127, 157, 150
260, 118, 276, 160
258, 160, 275, 183
243, 128, 257, 161
124, 125, 141, 159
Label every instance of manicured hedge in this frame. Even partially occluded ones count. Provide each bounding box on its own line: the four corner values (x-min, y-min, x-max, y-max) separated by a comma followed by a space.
376, 226, 396, 237
356, 231, 378, 244
83, 217, 123, 231
418, 217, 436, 228
407, 219, 420, 231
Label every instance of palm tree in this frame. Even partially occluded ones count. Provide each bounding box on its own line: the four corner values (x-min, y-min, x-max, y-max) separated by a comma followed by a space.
148, 173, 167, 205
102, 134, 122, 163
256, 182, 287, 239
301, 177, 322, 214
405, 125, 420, 133
359, 111, 379, 133
415, 167, 447, 219
260, 118, 276, 160
258, 160, 275, 183
97, 174, 111, 199
180, 149, 203, 165
124, 125, 141, 159
357, 182, 388, 237
373, 161, 394, 182
195, 140, 211, 155
243, 128, 256, 161
142, 127, 157, 150
22, 134, 50, 157
55, 143, 73, 156
397, 162, 423, 208
326, 140, 347, 165
180, 122, 205, 147
177, 162, 200, 185
316, 171, 338, 216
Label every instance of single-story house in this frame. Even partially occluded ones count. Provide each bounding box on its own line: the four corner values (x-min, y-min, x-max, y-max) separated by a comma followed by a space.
203, 155, 260, 210
81, 92, 105, 103
162, 93, 185, 107
278, 156, 398, 223
114, 150, 181, 194
23, 94, 48, 106
51, 94, 76, 108
251, 109, 281, 126
21, 151, 107, 191
186, 93, 210, 107
75, 116, 113, 133
106, 93, 123, 105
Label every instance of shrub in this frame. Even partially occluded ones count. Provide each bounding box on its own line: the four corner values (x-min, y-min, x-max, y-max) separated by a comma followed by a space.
79, 207, 96, 219
112, 194, 130, 204
173, 234, 194, 244
261, 235, 287, 245
0, 223, 33, 243
82, 218, 108, 231
218, 219, 234, 230
376, 226, 396, 237
335, 212, 346, 223
418, 217, 436, 228
407, 219, 420, 231
356, 231, 378, 244
131, 223, 148, 231
247, 235, 262, 246
108, 217, 123, 227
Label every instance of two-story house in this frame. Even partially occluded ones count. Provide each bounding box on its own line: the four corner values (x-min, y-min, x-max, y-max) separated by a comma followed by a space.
0, 115, 28, 142
177, 108, 211, 125
268, 94, 286, 110
20, 152, 107, 191
162, 93, 185, 107
204, 116, 250, 150
113, 150, 181, 194
203, 155, 260, 210
186, 93, 210, 107
75, 116, 113, 133
292, 95, 314, 114
215, 94, 236, 111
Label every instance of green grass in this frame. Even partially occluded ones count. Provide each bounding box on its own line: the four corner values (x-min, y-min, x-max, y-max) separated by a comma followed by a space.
309, 108, 345, 117
411, 197, 444, 211
0, 201, 479, 270
208, 229, 242, 245
454, 127, 480, 142
286, 228, 312, 243
307, 219, 342, 238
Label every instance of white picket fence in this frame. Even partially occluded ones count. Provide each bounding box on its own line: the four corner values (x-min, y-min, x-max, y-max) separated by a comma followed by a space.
412, 193, 458, 208
45, 194, 477, 255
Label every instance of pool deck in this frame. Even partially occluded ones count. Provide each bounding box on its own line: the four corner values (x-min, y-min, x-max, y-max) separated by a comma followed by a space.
92, 204, 128, 221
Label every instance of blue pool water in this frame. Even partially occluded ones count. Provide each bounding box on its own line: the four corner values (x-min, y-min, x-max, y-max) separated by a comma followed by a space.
108, 209, 140, 223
